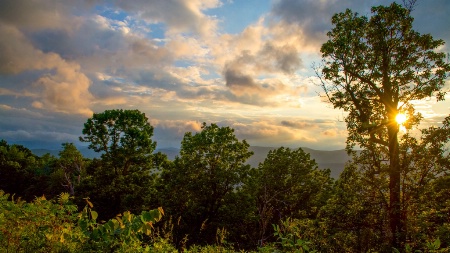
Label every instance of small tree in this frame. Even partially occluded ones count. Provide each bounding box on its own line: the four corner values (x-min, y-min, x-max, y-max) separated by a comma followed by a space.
253, 147, 332, 245
400, 116, 450, 248
57, 143, 85, 196
0, 140, 38, 199
318, 3, 450, 248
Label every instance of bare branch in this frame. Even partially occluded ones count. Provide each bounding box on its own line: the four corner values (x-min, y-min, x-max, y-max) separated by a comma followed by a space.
402, 0, 418, 12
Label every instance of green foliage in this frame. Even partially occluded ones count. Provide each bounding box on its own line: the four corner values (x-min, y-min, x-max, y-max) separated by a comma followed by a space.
313, 116, 450, 251
0, 191, 81, 252
78, 109, 158, 220
6, 183, 445, 252
0, 140, 70, 200
393, 238, 449, 253
250, 147, 333, 245
272, 218, 317, 253
320, 3, 449, 138
49, 143, 86, 196
0, 140, 39, 199
319, 1, 450, 248
158, 122, 254, 247
185, 244, 239, 253
73, 198, 165, 252
318, 164, 390, 251
79, 109, 156, 176
0, 189, 172, 252
78, 158, 158, 220
0, 86, 448, 252
398, 116, 450, 248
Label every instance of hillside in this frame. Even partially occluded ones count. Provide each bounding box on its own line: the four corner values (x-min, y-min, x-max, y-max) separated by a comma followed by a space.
32, 146, 351, 178
156, 146, 351, 178
246, 146, 350, 178
31, 147, 100, 159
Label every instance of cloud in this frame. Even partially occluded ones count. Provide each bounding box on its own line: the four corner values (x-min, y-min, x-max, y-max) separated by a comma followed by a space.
270, 0, 450, 52
0, 24, 43, 74
153, 120, 203, 134
322, 128, 339, 137
0, 104, 47, 119
165, 35, 210, 60
260, 43, 302, 73
205, 13, 311, 106
31, 65, 93, 116
224, 67, 261, 91
1, 129, 79, 143
271, 0, 339, 40
0, 24, 93, 116
222, 41, 302, 78
220, 36, 303, 101
167, 66, 214, 86
114, 0, 221, 36
270, 0, 395, 47
281, 120, 316, 129
0, 0, 310, 112
0, 104, 86, 148
230, 120, 317, 145
0, 0, 75, 31
33, 17, 172, 73
281, 118, 337, 129
150, 119, 204, 147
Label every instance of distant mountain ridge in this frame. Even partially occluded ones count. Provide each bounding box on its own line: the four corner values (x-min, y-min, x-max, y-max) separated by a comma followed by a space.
31, 147, 100, 159
246, 146, 350, 178
31, 146, 351, 178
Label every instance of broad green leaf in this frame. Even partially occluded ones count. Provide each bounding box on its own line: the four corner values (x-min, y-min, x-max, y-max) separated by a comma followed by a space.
90, 210, 98, 220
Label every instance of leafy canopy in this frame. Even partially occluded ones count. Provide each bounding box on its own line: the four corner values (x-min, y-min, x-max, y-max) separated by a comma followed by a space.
319, 2, 450, 149
79, 109, 156, 175
318, 2, 450, 249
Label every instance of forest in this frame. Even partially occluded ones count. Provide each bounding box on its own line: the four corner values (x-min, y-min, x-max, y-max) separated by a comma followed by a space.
1, 2, 450, 252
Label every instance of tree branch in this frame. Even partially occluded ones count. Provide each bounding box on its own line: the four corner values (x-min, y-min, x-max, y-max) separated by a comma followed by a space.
344, 67, 385, 100
369, 134, 389, 146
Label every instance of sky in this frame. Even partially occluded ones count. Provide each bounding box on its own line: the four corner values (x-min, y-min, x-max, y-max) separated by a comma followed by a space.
0, 0, 449, 151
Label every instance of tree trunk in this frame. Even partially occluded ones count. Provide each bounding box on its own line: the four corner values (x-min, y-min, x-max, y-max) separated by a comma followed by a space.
388, 122, 403, 249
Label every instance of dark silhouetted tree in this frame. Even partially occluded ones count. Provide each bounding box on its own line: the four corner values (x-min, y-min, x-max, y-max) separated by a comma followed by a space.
319, 2, 450, 248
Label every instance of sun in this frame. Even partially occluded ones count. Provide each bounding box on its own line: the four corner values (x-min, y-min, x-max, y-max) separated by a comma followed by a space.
395, 113, 407, 125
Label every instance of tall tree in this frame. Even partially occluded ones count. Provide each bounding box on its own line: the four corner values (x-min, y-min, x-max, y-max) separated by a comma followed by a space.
79, 109, 157, 219
319, 3, 450, 248
315, 116, 450, 251
158, 123, 253, 247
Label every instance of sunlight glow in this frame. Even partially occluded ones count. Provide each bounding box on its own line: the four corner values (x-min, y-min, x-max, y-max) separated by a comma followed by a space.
395, 113, 407, 125
399, 125, 407, 133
